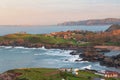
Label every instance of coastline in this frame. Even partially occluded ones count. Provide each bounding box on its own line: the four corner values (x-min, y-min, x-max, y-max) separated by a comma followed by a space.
0, 25, 120, 75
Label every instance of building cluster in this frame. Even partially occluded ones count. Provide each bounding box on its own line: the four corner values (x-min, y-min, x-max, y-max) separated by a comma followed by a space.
95, 70, 120, 78
59, 68, 120, 79
104, 71, 119, 78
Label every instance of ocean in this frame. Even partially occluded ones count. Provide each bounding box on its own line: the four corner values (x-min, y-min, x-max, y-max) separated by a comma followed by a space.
0, 25, 109, 35
0, 25, 120, 73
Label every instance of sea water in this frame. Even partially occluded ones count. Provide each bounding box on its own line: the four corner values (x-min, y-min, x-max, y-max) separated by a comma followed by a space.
0, 25, 109, 35
0, 46, 120, 73
0, 25, 120, 73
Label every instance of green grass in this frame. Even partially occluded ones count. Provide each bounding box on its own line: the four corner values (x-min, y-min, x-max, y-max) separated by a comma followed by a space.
78, 70, 100, 77
8, 68, 61, 80
26, 35, 76, 45
0, 33, 120, 47
0, 33, 79, 46
4, 68, 119, 80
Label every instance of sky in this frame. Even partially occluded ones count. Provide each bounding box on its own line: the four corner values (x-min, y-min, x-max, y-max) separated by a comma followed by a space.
0, 0, 120, 25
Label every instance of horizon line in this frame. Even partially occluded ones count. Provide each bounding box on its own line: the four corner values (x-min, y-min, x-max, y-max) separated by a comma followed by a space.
0, 17, 120, 26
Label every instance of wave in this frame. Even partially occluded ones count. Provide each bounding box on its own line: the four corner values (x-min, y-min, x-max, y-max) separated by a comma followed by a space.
14, 46, 25, 49
81, 65, 92, 70
0, 46, 47, 50
41, 46, 46, 50
0, 46, 13, 49
34, 54, 42, 56
64, 55, 80, 62
43, 49, 73, 57
15, 46, 46, 50
78, 61, 89, 63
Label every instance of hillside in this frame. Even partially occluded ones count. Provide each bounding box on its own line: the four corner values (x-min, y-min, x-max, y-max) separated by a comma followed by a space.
58, 18, 120, 26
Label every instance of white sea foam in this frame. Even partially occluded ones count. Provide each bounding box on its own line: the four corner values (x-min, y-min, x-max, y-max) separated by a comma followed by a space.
34, 54, 42, 56
79, 61, 89, 63
44, 50, 73, 57
14, 46, 25, 49
81, 65, 92, 70
4, 46, 13, 49
0, 46, 5, 48
67, 55, 80, 62
41, 46, 46, 50
2, 46, 47, 50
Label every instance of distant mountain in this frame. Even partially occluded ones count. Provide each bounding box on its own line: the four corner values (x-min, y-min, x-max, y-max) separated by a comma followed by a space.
58, 18, 120, 26
106, 24, 120, 32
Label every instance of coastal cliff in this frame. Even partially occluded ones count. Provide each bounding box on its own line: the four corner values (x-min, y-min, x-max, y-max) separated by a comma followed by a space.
58, 18, 120, 26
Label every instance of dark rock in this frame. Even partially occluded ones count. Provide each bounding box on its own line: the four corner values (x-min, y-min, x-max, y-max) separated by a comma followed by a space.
79, 47, 105, 62
70, 50, 82, 55
75, 59, 82, 62
65, 59, 68, 61
100, 54, 120, 68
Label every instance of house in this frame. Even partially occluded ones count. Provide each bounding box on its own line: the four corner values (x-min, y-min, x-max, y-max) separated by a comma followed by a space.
72, 71, 78, 75
104, 71, 119, 78
59, 68, 72, 72
72, 68, 79, 76
59, 68, 79, 76
59, 68, 66, 72
66, 68, 72, 72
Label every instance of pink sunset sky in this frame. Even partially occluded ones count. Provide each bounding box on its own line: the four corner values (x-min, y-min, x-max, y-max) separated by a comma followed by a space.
0, 0, 120, 25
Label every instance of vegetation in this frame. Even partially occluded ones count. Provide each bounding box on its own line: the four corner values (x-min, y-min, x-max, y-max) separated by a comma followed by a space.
0, 33, 79, 46
0, 24, 120, 47
1, 68, 119, 80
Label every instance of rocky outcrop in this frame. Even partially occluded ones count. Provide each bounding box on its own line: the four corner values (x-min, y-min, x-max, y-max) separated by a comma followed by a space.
0, 40, 82, 50
106, 24, 120, 32
0, 71, 22, 80
79, 47, 105, 62
100, 54, 120, 68
76, 47, 120, 68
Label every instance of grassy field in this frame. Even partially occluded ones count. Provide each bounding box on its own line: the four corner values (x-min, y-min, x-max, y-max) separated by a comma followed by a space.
0, 33, 90, 46
4, 68, 120, 80
1, 33, 119, 47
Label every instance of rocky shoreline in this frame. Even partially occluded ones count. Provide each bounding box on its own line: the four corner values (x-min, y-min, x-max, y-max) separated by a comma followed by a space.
0, 39, 120, 69
0, 40, 83, 50
70, 47, 120, 68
